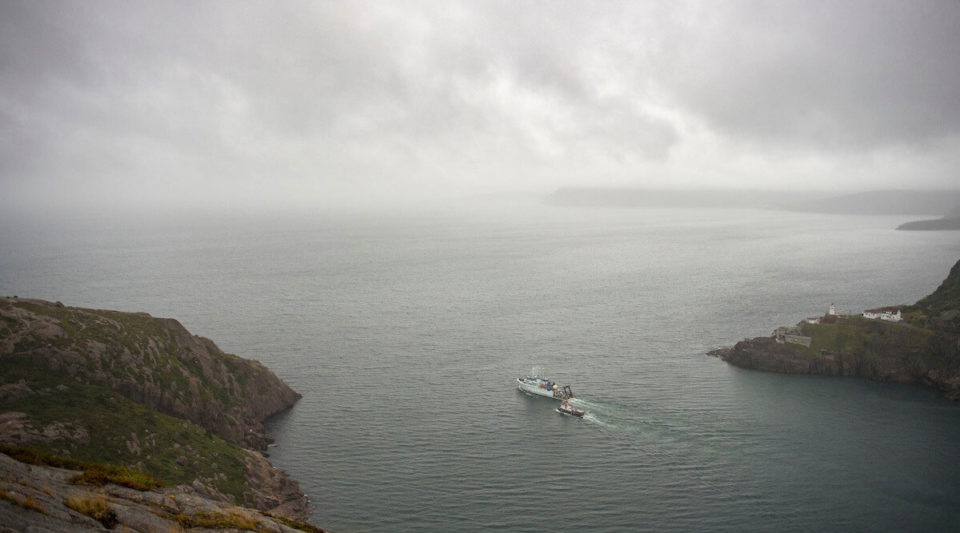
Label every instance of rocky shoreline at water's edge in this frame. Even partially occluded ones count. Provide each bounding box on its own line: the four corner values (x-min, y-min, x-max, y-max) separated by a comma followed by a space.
708, 336, 960, 401
708, 258, 960, 401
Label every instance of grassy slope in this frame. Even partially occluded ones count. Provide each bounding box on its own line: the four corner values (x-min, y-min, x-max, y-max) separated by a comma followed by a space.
788, 260, 960, 382
3, 300, 243, 411
0, 354, 253, 505
799, 317, 955, 375
906, 259, 960, 333
802, 317, 931, 355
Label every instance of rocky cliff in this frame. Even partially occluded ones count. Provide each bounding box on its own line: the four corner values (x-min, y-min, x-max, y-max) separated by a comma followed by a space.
0, 298, 313, 524
0, 298, 300, 450
710, 259, 960, 400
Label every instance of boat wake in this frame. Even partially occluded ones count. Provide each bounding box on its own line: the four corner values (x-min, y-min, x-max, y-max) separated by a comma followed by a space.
565, 397, 651, 439
568, 397, 746, 466
567, 396, 753, 495
567, 398, 597, 409
522, 391, 648, 439
581, 411, 611, 428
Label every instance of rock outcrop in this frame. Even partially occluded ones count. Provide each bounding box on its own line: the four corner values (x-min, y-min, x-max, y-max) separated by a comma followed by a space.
0, 298, 300, 450
0, 298, 315, 525
244, 450, 311, 521
0, 412, 90, 447
0, 452, 327, 533
709, 336, 960, 400
710, 259, 960, 401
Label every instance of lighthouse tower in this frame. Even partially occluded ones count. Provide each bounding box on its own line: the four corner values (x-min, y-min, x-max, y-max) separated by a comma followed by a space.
828, 303, 838, 316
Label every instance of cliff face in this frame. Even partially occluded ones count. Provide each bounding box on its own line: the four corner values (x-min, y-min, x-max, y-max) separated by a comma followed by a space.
0, 298, 300, 449
0, 298, 312, 522
710, 335, 960, 399
711, 259, 960, 400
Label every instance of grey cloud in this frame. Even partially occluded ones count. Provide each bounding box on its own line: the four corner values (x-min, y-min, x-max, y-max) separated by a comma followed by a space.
1, 0, 958, 210
663, 0, 960, 150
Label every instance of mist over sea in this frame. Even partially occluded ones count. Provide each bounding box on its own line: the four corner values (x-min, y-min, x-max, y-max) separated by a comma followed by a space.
2, 204, 960, 532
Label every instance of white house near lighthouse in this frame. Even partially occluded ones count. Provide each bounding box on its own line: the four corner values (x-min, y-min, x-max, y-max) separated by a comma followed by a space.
862, 306, 902, 322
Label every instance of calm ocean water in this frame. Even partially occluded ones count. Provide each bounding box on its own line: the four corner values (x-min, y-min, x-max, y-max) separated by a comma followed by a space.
2, 204, 960, 532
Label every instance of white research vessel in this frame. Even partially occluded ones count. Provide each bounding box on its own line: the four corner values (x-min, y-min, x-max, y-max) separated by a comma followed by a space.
516, 368, 574, 400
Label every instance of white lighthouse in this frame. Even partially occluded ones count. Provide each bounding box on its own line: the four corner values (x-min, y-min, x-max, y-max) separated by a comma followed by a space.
828, 303, 837, 316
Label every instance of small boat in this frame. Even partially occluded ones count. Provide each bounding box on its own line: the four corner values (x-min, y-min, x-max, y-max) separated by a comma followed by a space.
516, 367, 574, 400
555, 400, 584, 418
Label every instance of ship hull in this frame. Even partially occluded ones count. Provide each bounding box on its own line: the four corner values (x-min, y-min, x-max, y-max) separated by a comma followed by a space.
516, 377, 572, 400
517, 379, 558, 398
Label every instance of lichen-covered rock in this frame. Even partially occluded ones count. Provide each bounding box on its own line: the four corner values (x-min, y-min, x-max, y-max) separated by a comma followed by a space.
0, 298, 300, 450
0, 412, 89, 447
0, 297, 313, 523
0, 452, 328, 532
243, 449, 311, 520
0, 380, 34, 403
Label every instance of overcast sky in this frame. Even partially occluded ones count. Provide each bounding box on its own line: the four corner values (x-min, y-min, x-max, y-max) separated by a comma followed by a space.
2, 0, 959, 211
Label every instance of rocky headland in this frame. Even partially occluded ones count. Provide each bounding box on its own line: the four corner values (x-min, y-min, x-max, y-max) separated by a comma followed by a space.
0, 297, 320, 531
710, 259, 960, 400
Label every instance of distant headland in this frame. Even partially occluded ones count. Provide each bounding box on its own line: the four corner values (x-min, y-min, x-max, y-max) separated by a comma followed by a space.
897, 217, 960, 231
709, 259, 960, 400
545, 188, 960, 230
896, 203, 960, 230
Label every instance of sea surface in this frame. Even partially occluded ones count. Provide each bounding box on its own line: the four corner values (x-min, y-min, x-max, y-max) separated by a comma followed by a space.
2, 203, 960, 532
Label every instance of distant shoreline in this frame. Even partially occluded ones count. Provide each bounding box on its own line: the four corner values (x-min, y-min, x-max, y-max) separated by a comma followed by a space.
896, 217, 960, 231
545, 187, 960, 225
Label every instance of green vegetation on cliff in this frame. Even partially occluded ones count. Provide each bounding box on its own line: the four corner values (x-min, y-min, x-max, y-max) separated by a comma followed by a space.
0, 297, 309, 520
0, 354, 251, 503
800, 316, 958, 383
801, 317, 933, 358
905, 259, 960, 332
0, 298, 301, 448
714, 259, 960, 399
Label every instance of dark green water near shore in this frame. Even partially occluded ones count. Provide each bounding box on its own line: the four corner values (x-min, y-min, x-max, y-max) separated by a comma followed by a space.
3, 205, 960, 531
